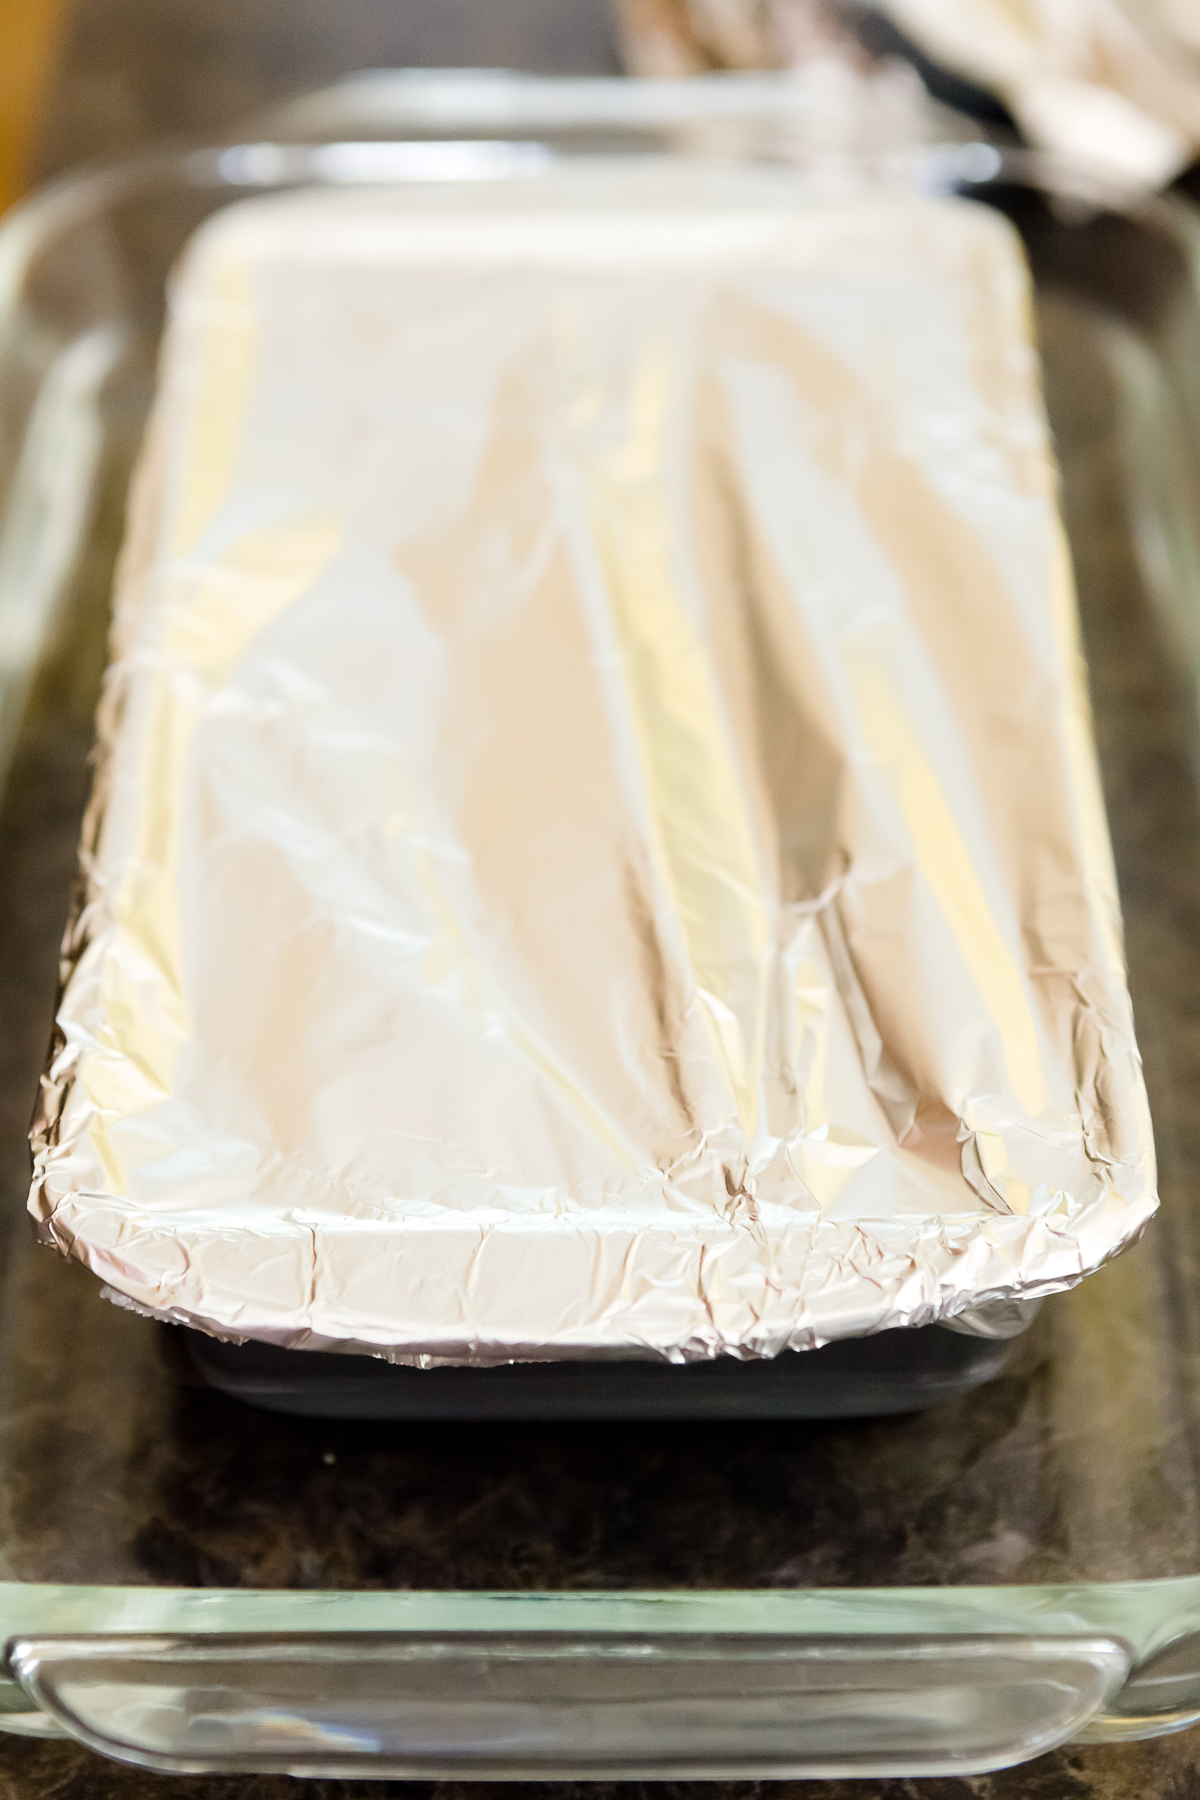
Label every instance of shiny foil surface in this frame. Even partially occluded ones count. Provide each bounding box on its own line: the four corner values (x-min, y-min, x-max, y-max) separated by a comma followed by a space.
29, 162, 1158, 1364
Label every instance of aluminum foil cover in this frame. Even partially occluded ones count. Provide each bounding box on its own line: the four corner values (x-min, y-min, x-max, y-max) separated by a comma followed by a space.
29, 163, 1157, 1364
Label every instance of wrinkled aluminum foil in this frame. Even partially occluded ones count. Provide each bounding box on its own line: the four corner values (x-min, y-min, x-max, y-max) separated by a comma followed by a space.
29, 162, 1158, 1365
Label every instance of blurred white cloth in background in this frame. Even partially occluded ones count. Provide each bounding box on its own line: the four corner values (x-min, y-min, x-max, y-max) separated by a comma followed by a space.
617, 0, 1200, 184
885, 0, 1200, 183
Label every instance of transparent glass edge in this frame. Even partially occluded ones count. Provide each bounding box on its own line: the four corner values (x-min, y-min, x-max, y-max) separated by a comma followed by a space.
0, 1578, 1195, 1652
1, 1630, 1133, 1779
0, 1585, 1185, 1752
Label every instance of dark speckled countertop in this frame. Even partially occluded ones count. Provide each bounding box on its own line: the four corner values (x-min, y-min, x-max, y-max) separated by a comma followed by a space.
7, 3, 1200, 1795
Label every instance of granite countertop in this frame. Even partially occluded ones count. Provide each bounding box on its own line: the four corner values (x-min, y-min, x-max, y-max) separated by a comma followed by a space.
5, 2, 1200, 1795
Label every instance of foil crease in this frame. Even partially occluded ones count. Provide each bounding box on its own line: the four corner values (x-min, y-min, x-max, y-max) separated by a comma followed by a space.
29, 163, 1158, 1365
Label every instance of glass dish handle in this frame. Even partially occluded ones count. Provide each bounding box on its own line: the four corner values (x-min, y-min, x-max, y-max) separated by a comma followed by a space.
4, 1629, 1130, 1779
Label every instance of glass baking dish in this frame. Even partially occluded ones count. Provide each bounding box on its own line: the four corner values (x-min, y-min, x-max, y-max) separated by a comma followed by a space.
4, 70, 1200, 1780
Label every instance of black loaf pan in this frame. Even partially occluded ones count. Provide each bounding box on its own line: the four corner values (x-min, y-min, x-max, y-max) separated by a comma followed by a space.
183, 1321, 1023, 1421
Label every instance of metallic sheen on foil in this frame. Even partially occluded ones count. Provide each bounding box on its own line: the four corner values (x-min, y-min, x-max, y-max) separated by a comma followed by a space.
28, 163, 1158, 1365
